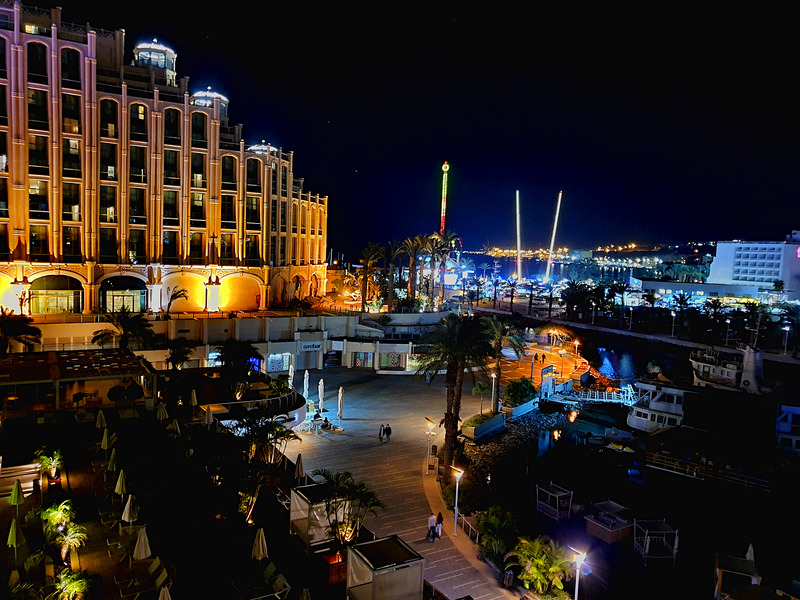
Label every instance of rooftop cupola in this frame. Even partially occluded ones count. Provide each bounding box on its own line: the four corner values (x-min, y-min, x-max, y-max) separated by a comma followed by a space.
190, 86, 230, 121
133, 38, 177, 86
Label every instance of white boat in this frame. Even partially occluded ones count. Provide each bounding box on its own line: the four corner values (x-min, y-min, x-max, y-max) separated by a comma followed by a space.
688, 346, 763, 394
626, 381, 686, 433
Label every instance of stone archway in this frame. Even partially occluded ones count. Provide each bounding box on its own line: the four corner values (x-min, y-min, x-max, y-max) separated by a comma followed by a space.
29, 274, 84, 314
99, 275, 147, 313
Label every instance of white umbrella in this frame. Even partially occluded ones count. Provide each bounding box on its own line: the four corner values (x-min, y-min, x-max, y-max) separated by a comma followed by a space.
156, 402, 169, 421
121, 495, 138, 523
303, 370, 309, 398
106, 448, 117, 472
337, 387, 344, 421
101, 427, 110, 449
190, 389, 198, 407
745, 542, 755, 562
201, 407, 214, 426
167, 418, 181, 437
299, 588, 311, 600
96, 409, 107, 430
251, 527, 268, 561
8, 569, 20, 588
158, 586, 172, 600
288, 365, 295, 388
294, 453, 305, 483
133, 526, 151, 560
318, 379, 325, 412
115, 470, 127, 497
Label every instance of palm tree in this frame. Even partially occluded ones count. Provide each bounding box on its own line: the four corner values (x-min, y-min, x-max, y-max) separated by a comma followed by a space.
40, 499, 74, 533
381, 241, 403, 313
58, 524, 88, 562
358, 243, 382, 313
485, 316, 526, 412
479, 262, 492, 279
165, 286, 189, 315
49, 570, 90, 600
215, 339, 262, 400
560, 280, 589, 319
672, 292, 691, 338
0, 306, 42, 355
476, 505, 516, 564
431, 230, 458, 306
91, 306, 154, 351
165, 337, 195, 370
416, 314, 492, 474
311, 468, 385, 545
472, 381, 491, 415
402, 235, 426, 307
505, 535, 574, 595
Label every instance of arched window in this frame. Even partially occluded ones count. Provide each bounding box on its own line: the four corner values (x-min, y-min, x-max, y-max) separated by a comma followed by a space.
61, 48, 81, 88
191, 112, 207, 148
129, 103, 147, 141
27, 42, 47, 82
164, 108, 181, 144
100, 99, 118, 138
221, 155, 236, 186
246, 158, 261, 189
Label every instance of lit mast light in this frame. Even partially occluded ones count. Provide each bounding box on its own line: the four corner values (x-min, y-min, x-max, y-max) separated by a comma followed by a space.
515, 190, 522, 279
544, 190, 563, 283
440, 161, 449, 234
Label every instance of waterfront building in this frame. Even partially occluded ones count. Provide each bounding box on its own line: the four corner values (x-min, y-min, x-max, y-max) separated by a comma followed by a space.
0, 3, 328, 315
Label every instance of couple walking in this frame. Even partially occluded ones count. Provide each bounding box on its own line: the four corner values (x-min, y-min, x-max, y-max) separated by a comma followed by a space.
426, 512, 444, 542
378, 423, 392, 443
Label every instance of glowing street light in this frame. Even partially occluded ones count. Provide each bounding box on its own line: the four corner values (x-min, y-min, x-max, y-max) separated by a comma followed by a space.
573, 339, 580, 357
573, 550, 586, 600
491, 373, 498, 413
452, 466, 464, 536
671, 311, 677, 338
783, 325, 791, 355
725, 318, 731, 346
590, 301, 596, 325
425, 417, 437, 475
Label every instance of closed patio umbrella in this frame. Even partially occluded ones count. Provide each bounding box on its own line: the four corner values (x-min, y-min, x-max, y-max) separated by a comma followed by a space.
133, 526, 151, 560
9, 479, 24, 520
101, 427, 110, 460
251, 527, 268, 561
337, 387, 344, 422
201, 406, 214, 427
288, 365, 295, 388
294, 453, 305, 484
115, 470, 127, 497
303, 370, 309, 398
318, 379, 325, 412
156, 402, 168, 421
105, 448, 117, 482
6, 518, 25, 565
190, 389, 198, 407
121, 494, 138, 529
167, 418, 181, 437
299, 588, 311, 600
158, 586, 172, 600
96, 409, 107, 430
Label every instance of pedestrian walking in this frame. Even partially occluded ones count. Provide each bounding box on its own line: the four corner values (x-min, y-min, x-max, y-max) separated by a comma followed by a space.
384, 424, 392, 443
426, 513, 437, 541
533, 353, 538, 363
378, 424, 385, 443
435, 512, 444, 540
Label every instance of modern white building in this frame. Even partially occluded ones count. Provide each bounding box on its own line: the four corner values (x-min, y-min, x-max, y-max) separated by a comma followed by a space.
707, 231, 800, 299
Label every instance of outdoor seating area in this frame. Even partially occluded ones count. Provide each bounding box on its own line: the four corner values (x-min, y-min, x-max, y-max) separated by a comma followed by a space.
584, 499, 633, 543
231, 561, 291, 600
346, 535, 425, 600
633, 519, 679, 566
536, 481, 573, 521
289, 482, 343, 551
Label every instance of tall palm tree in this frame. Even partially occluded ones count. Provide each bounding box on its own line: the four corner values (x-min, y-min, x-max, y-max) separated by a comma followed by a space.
431, 230, 458, 306
311, 468, 385, 545
0, 306, 42, 355
165, 286, 189, 315
479, 262, 492, 279
672, 292, 691, 338
416, 314, 492, 475
381, 241, 403, 313
560, 280, 589, 319
358, 242, 382, 313
484, 316, 526, 413
165, 337, 195, 370
472, 381, 491, 415
58, 524, 88, 562
402, 236, 426, 307
91, 306, 154, 351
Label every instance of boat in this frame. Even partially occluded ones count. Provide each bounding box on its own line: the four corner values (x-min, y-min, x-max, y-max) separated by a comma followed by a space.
688, 345, 763, 394
626, 381, 687, 433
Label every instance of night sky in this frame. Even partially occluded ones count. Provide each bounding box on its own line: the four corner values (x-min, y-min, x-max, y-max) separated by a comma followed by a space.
45, 3, 798, 259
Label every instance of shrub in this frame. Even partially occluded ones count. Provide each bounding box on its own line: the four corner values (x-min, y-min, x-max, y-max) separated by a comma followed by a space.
463, 413, 494, 428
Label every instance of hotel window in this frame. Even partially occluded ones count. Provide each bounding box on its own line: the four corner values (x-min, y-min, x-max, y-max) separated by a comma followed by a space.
62, 226, 81, 262
190, 192, 205, 227
221, 156, 236, 187
0, 178, 8, 218
291, 204, 298, 233
129, 188, 146, 225
270, 200, 277, 232
301, 210, 306, 234
62, 94, 81, 133
130, 146, 146, 183
27, 89, 47, 129
220, 195, 236, 229
164, 150, 179, 185
128, 229, 146, 263
281, 166, 287, 195
245, 234, 260, 266
191, 112, 207, 148
279, 236, 285, 266
0, 131, 6, 172
100, 99, 118, 137
163, 190, 179, 226
246, 158, 260, 189
26, 42, 47, 83
220, 233, 235, 265
62, 183, 80, 221
190, 153, 205, 187
0, 39, 5, 78
99, 186, 117, 223
129, 104, 147, 141
100, 143, 116, 180
62, 139, 81, 177
28, 135, 48, 174
189, 232, 204, 263
29, 225, 49, 261
271, 162, 278, 195
61, 48, 81, 89
0, 84, 6, 126
245, 197, 259, 229
29, 180, 48, 219
162, 230, 179, 264
269, 236, 276, 266
164, 108, 181, 145
99, 228, 118, 263
280, 201, 286, 232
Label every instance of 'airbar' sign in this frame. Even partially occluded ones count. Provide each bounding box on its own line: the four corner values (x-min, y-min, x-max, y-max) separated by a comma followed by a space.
300, 341, 323, 352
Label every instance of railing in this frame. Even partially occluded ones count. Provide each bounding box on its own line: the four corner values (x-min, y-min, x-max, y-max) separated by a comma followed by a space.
458, 514, 480, 544
645, 452, 770, 492
571, 384, 637, 406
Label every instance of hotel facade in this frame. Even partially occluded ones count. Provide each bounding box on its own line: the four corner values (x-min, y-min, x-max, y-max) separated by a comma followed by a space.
0, 2, 328, 315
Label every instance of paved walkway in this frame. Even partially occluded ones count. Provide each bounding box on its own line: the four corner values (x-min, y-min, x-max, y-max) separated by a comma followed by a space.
284, 368, 520, 600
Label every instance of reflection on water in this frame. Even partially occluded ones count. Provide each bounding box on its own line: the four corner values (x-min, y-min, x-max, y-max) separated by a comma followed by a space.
596, 347, 637, 382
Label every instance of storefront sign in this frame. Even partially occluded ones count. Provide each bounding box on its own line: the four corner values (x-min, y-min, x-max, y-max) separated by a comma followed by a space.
300, 341, 323, 352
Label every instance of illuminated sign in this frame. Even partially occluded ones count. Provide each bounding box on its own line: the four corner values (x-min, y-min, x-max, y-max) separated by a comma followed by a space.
300, 341, 323, 352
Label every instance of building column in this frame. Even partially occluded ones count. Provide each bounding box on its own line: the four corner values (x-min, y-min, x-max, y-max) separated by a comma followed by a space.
373, 341, 381, 371
83, 284, 98, 314
146, 284, 163, 312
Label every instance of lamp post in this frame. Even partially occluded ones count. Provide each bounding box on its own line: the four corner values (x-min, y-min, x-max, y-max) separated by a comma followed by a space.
573, 339, 580, 357
558, 349, 566, 379
725, 318, 731, 346
491, 373, 497, 412
628, 306, 633, 330
783, 326, 791, 355
590, 301, 596, 325
425, 417, 436, 475
452, 467, 464, 536
10, 276, 31, 315
574, 551, 586, 600
671, 311, 677, 338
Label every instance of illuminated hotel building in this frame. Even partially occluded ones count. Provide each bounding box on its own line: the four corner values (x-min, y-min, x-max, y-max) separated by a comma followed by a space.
0, 3, 328, 315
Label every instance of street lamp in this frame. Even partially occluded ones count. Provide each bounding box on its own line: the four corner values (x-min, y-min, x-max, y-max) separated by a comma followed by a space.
671, 311, 677, 338
573, 551, 586, 600
783, 326, 791, 355
628, 306, 633, 330
491, 373, 497, 412
573, 339, 580, 357
10, 276, 31, 315
425, 417, 437, 475
558, 349, 566, 378
452, 466, 464, 536
590, 301, 596, 325
725, 318, 731, 346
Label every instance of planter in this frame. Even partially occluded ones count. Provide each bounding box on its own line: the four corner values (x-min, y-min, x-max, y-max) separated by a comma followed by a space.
462, 412, 506, 442
501, 397, 538, 419
322, 549, 347, 585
